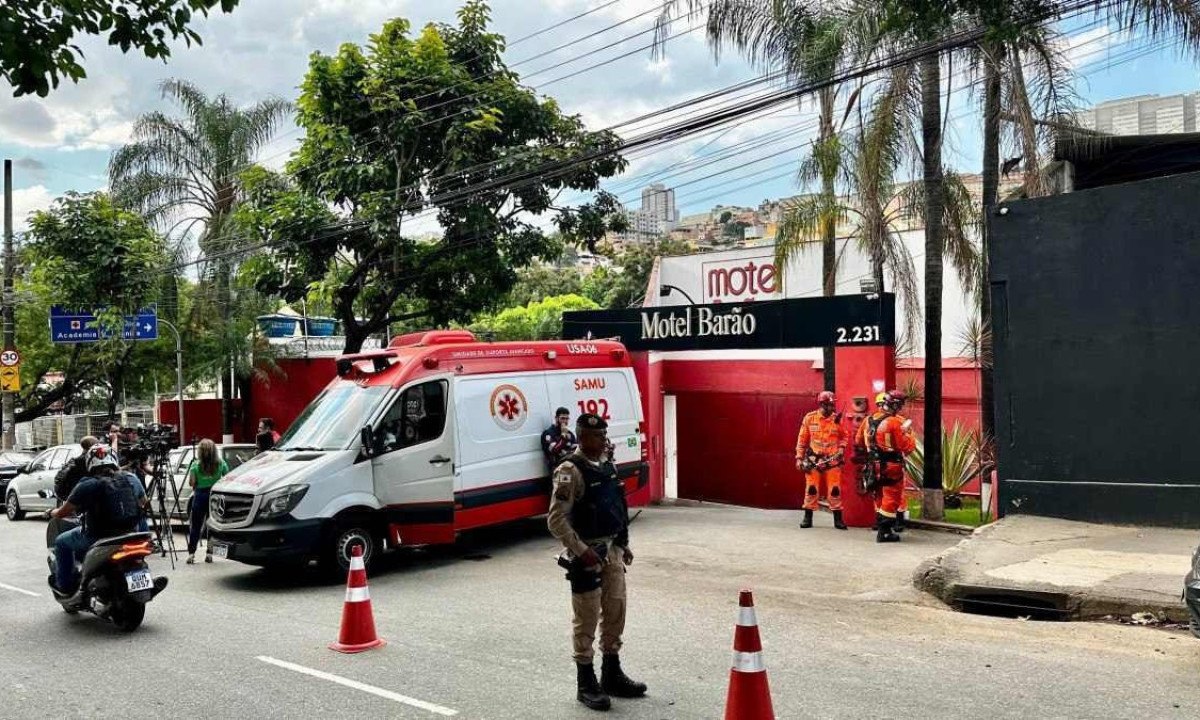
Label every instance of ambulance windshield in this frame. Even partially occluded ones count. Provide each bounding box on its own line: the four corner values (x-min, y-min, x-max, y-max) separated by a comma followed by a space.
277, 383, 389, 451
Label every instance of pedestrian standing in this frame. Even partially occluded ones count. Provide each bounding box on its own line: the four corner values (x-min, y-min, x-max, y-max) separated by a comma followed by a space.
256, 418, 281, 453
187, 439, 228, 564
857, 391, 917, 543
541, 407, 578, 470
795, 391, 848, 529
547, 414, 647, 712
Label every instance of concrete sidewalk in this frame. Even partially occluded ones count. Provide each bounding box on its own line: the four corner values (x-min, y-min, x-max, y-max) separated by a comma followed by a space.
914, 515, 1197, 621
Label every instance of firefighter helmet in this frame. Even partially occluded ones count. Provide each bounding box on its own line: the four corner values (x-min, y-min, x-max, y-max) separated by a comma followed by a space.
885, 390, 907, 410
874, 392, 888, 407
817, 391, 836, 405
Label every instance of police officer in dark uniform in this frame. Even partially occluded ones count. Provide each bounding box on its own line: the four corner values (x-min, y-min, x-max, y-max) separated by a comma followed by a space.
546, 413, 646, 711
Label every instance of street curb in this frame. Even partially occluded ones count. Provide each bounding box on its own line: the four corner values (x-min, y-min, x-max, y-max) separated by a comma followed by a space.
904, 519, 975, 535
911, 523, 1190, 622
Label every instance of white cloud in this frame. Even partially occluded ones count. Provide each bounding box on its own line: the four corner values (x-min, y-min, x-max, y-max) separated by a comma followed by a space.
10, 185, 55, 231
1064, 25, 1118, 72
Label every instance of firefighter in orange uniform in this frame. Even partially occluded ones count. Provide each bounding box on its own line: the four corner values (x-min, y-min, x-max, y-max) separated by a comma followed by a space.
857, 390, 917, 542
795, 391, 848, 530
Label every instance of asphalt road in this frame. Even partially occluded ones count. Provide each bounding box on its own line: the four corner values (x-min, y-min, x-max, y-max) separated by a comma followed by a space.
2, 505, 1198, 719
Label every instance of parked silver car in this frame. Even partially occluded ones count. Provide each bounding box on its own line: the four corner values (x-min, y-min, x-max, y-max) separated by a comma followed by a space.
151, 444, 257, 519
5, 444, 83, 520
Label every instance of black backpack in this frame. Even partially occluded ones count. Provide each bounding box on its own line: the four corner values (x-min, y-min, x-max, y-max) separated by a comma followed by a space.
88, 474, 141, 538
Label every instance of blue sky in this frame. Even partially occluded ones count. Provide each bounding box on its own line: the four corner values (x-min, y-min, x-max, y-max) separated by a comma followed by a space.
1, 0, 1197, 231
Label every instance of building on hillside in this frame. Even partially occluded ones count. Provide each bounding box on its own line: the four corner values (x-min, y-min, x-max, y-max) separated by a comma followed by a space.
603, 183, 682, 252
1077, 92, 1200, 135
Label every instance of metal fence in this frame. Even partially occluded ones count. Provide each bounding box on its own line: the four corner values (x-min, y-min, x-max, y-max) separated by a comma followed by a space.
15, 408, 157, 451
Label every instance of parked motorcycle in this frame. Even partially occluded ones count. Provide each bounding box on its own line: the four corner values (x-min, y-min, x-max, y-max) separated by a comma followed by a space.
45, 517, 168, 631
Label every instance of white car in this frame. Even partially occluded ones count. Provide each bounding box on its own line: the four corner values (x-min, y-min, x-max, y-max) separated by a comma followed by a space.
5, 444, 84, 520
151, 444, 258, 519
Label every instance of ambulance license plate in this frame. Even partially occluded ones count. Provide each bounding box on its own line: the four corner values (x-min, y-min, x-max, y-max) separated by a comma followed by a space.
125, 569, 153, 592
211, 542, 229, 560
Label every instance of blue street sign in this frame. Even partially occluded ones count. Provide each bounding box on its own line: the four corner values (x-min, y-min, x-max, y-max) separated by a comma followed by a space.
49, 306, 159, 344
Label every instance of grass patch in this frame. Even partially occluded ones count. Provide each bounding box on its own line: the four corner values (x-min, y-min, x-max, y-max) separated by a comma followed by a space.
906, 495, 990, 528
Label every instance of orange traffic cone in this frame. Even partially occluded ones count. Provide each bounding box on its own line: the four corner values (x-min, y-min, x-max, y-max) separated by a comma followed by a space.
329, 545, 385, 653
723, 589, 775, 720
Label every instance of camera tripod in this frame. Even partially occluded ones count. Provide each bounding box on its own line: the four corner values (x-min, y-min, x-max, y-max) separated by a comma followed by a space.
143, 451, 183, 570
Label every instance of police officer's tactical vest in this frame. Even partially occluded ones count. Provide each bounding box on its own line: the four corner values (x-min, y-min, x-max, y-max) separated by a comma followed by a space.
567, 456, 627, 541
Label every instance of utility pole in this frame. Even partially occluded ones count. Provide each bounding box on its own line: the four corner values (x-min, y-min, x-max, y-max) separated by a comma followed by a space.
3, 159, 15, 450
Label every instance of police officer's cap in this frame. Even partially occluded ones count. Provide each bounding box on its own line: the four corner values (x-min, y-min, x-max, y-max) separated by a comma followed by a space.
575, 413, 608, 431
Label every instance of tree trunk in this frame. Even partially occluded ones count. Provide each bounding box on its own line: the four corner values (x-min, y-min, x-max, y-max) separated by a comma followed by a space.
217, 257, 234, 439
980, 46, 1001, 463
920, 55, 945, 521
819, 86, 837, 392
342, 321, 369, 355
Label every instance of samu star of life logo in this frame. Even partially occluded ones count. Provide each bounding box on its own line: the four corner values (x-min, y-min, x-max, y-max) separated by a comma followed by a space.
489, 384, 529, 431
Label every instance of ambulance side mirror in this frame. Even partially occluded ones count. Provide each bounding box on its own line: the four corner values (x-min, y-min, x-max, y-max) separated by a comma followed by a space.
360, 426, 375, 459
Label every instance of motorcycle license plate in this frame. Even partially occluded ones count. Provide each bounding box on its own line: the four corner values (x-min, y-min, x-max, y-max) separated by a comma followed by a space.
211, 542, 229, 560
125, 569, 153, 592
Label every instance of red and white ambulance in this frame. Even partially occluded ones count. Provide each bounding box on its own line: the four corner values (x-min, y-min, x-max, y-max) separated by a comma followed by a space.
207, 330, 646, 572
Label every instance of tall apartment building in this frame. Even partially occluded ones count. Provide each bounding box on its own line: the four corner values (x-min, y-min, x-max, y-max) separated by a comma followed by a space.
604, 183, 682, 252
641, 183, 679, 226
1077, 92, 1200, 135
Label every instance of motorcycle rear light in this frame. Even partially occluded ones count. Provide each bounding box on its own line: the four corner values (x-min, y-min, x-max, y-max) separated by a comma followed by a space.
112, 542, 152, 561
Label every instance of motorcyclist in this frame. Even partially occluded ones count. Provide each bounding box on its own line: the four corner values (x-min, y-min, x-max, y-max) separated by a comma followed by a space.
52, 436, 98, 502
49, 445, 148, 597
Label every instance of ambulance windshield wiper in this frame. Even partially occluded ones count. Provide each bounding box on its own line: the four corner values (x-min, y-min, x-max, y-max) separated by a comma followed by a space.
282, 446, 325, 452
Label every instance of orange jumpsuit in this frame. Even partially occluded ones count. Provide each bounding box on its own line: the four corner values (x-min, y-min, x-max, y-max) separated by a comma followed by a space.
796, 410, 847, 511
896, 413, 911, 514
857, 412, 917, 518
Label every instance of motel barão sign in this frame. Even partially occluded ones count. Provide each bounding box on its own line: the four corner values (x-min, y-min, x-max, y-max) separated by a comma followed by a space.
562, 294, 896, 352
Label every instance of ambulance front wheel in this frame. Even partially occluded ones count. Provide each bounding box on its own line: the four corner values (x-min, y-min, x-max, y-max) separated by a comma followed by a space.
321, 515, 378, 577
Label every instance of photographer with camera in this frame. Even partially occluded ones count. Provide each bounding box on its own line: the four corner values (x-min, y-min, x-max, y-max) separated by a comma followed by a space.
53, 436, 99, 503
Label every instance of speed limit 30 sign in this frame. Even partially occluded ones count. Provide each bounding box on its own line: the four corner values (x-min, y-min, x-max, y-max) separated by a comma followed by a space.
0, 350, 19, 367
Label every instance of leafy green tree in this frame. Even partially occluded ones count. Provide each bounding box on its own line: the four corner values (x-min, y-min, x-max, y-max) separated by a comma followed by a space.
25, 192, 165, 315
18, 192, 172, 418
239, 1, 627, 353
471, 294, 599, 341
602, 237, 693, 310
503, 266, 585, 308
109, 79, 291, 434
2, 0, 240, 97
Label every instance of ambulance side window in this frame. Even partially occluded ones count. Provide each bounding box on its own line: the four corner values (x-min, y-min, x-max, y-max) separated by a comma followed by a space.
378, 380, 447, 454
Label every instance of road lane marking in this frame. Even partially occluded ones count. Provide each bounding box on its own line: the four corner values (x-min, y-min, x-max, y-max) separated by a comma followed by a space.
0, 581, 40, 597
255, 656, 457, 716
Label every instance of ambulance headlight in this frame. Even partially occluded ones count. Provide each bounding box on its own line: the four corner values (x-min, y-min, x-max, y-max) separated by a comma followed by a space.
258, 485, 309, 520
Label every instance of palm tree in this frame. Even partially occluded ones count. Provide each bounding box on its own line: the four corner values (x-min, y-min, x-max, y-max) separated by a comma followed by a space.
656, 0, 860, 391
109, 79, 291, 436
777, 62, 980, 358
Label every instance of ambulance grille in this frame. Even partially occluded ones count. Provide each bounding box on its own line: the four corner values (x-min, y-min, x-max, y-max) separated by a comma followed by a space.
210, 492, 254, 524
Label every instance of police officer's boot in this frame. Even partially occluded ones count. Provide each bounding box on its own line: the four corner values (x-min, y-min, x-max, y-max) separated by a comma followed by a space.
576, 662, 611, 711
799, 509, 814, 528
894, 510, 906, 533
876, 513, 901, 543
832, 510, 848, 530
601, 654, 648, 698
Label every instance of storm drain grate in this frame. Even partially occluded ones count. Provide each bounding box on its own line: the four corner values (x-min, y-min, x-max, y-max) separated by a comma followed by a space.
955, 591, 1071, 621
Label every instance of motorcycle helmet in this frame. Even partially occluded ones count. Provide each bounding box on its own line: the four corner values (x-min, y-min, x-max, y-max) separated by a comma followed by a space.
85, 444, 119, 473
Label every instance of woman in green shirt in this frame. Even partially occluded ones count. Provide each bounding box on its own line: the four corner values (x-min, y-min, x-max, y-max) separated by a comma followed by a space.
187, 439, 228, 564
